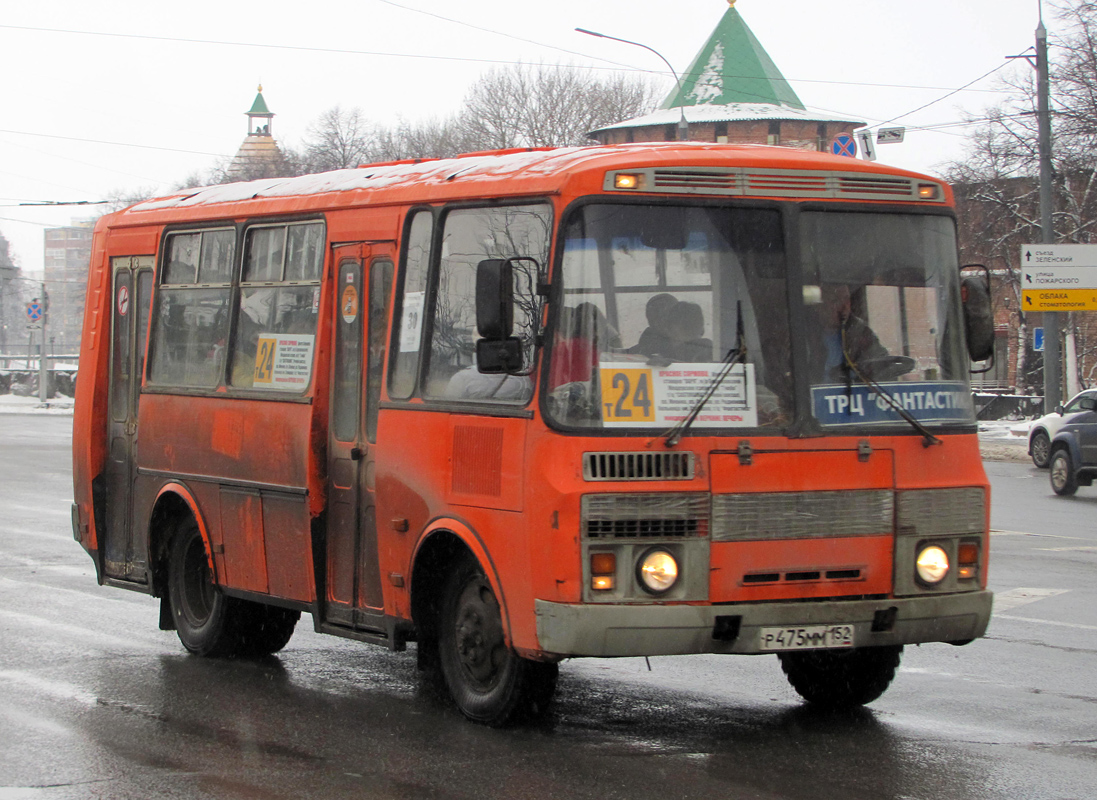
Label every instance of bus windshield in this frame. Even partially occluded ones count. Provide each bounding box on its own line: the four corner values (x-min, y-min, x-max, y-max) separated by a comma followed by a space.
547, 203, 792, 429
801, 211, 972, 430
545, 202, 973, 433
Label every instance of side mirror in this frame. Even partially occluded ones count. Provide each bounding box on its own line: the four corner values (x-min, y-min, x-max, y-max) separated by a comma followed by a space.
475, 258, 522, 374
476, 339, 523, 374
476, 259, 513, 339
1056, 404, 1065, 415
961, 268, 994, 362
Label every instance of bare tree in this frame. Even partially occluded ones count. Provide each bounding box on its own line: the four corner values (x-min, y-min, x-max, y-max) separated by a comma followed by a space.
947, 0, 1097, 391
373, 116, 472, 162
457, 63, 659, 150
298, 106, 376, 172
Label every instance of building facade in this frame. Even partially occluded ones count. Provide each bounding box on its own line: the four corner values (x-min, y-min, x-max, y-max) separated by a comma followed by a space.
43, 223, 93, 355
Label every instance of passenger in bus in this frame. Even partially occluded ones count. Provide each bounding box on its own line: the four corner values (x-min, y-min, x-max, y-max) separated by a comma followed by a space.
444, 366, 531, 401
550, 302, 620, 386
663, 301, 713, 362
630, 293, 678, 357
631, 295, 712, 363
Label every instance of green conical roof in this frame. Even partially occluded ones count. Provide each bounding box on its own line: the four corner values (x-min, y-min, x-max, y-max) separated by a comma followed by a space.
248, 86, 272, 116
662, 6, 804, 110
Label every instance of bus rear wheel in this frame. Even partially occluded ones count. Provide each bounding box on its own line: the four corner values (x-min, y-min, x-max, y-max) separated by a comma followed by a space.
168, 520, 299, 658
438, 557, 557, 726
234, 604, 300, 657
778, 645, 902, 708
168, 520, 239, 657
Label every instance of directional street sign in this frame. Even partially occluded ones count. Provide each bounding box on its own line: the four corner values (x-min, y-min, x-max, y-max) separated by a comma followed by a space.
877, 127, 906, 144
856, 129, 876, 161
1021, 244, 1097, 311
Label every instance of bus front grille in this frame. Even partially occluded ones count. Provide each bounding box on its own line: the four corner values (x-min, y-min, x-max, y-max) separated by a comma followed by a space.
711, 490, 893, 541
581, 493, 709, 539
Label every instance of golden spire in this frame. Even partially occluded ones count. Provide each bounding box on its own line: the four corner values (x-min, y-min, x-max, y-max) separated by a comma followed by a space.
257, 83, 263, 93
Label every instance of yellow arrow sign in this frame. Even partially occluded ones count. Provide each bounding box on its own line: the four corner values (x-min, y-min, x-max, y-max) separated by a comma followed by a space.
1022, 288, 1097, 310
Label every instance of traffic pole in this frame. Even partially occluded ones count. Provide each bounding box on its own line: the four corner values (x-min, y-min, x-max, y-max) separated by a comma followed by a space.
1037, 10, 1061, 412
38, 283, 48, 404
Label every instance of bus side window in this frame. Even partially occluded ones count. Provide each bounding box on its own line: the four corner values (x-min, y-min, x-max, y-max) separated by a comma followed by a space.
425, 204, 551, 404
229, 221, 324, 392
366, 260, 393, 442
148, 229, 235, 389
389, 210, 433, 399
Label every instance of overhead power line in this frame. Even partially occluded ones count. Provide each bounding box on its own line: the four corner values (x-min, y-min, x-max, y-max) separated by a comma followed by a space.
0, 22, 1016, 97
0, 127, 226, 158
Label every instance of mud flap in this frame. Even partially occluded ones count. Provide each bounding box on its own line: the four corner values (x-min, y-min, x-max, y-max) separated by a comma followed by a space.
159, 593, 176, 631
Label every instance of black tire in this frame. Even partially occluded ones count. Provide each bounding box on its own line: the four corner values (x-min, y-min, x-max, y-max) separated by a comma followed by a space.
1030, 430, 1051, 468
779, 645, 902, 709
438, 557, 558, 726
167, 520, 299, 658
168, 519, 241, 657
1050, 449, 1079, 496
234, 604, 300, 657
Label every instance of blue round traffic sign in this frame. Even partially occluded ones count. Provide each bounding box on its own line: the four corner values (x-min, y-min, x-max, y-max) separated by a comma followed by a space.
831, 133, 857, 158
26, 302, 43, 321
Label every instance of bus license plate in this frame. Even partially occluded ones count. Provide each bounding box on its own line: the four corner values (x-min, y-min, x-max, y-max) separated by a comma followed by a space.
759, 624, 855, 651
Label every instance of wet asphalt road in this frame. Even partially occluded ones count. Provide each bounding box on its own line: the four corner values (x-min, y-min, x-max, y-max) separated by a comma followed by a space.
1, 416, 1095, 800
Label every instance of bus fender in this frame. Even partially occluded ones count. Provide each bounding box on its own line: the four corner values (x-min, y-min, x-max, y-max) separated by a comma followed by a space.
411, 518, 514, 648
152, 482, 218, 582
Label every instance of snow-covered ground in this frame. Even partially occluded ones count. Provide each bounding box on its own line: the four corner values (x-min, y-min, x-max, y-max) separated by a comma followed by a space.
978, 418, 1032, 441
0, 394, 75, 415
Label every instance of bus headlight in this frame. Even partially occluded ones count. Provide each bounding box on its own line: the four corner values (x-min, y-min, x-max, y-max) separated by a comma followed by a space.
637, 549, 679, 594
915, 545, 950, 584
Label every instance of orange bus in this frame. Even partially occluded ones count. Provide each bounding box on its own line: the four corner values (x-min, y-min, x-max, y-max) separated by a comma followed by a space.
73, 142, 996, 725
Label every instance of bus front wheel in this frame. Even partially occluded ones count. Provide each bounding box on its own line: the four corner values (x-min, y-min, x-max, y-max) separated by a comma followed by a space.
778, 645, 902, 708
438, 557, 557, 726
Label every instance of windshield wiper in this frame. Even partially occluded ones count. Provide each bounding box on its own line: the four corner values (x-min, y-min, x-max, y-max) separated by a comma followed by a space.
840, 327, 942, 448
662, 303, 747, 448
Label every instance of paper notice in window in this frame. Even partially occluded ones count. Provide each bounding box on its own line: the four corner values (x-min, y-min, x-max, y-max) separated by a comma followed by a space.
598, 362, 757, 428
399, 291, 425, 353
252, 333, 316, 389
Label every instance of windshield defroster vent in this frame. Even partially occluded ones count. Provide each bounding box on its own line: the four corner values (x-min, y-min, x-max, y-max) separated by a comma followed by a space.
584, 451, 695, 481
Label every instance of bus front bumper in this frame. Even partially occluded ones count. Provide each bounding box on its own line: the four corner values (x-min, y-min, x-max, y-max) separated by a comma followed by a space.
534, 591, 993, 657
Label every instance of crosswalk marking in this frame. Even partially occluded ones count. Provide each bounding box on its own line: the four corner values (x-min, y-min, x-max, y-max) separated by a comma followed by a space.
992, 587, 1069, 612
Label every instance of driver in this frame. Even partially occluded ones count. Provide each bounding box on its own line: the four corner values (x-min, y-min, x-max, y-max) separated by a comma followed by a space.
817, 284, 890, 382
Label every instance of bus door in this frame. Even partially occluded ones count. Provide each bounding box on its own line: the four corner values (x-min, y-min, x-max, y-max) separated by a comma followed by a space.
103, 256, 153, 581
325, 244, 394, 632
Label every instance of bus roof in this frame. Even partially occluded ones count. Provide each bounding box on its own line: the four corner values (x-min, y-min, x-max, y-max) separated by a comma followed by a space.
109, 142, 947, 227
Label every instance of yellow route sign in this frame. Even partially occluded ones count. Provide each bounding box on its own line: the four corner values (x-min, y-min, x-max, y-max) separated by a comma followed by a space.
1021, 288, 1097, 311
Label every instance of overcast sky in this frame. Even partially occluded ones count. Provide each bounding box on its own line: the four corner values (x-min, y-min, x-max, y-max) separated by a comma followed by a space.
0, 0, 1052, 276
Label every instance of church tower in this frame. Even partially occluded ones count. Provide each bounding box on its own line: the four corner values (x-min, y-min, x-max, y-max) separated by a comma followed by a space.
227, 85, 290, 180
589, 1, 864, 150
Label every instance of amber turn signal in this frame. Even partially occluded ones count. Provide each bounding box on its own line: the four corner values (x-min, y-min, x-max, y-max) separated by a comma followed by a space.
590, 552, 616, 575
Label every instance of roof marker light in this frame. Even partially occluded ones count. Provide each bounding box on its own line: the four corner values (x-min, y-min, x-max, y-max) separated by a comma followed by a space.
613, 173, 643, 190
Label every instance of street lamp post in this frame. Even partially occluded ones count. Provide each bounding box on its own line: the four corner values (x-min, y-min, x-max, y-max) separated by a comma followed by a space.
576, 27, 689, 141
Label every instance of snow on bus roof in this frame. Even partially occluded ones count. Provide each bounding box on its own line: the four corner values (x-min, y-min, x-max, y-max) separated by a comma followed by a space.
129, 142, 926, 214
132, 146, 616, 212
